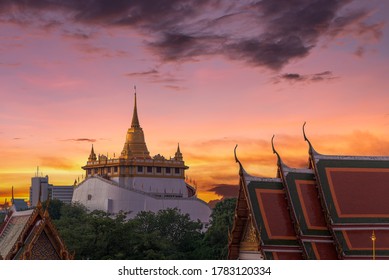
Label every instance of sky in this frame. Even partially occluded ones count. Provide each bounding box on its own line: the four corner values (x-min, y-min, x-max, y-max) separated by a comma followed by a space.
1, 0, 389, 204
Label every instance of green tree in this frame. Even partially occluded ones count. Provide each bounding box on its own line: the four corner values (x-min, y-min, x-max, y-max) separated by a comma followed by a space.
131, 208, 204, 259
42, 199, 64, 220
51, 204, 206, 260
200, 198, 237, 259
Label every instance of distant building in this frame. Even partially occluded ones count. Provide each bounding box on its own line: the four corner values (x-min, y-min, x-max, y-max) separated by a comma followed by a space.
0, 187, 28, 212
229, 127, 389, 260
12, 199, 28, 211
29, 175, 74, 206
72, 91, 211, 227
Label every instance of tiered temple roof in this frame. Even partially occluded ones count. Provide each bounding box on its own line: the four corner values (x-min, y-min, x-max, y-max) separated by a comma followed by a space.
229, 124, 389, 260
0, 200, 72, 260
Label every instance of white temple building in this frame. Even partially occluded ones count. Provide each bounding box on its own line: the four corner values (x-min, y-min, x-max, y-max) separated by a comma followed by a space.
72, 91, 211, 227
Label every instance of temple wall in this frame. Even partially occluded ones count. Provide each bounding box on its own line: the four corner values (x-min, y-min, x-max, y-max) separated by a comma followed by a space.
72, 177, 210, 226
113, 176, 189, 197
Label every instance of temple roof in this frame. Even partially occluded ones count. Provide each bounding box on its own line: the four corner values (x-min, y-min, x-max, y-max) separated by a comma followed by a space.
0, 208, 33, 258
279, 164, 338, 259
230, 127, 389, 259
234, 144, 303, 259
0, 204, 72, 260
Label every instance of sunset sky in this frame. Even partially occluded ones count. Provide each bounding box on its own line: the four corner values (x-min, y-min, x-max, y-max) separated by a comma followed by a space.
1, 0, 389, 203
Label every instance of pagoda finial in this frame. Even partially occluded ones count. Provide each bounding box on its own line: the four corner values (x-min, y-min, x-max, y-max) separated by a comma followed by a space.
88, 144, 97, 161
131, 86, 140, 128
174, 143, 183, 161
371, 230, 376, 260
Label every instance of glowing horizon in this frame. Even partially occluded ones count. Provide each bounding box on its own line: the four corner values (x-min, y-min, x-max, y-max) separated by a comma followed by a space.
1, 1, 389, 204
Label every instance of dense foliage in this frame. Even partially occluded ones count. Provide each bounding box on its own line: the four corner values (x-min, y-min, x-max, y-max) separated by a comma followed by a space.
43, 198, 237, 260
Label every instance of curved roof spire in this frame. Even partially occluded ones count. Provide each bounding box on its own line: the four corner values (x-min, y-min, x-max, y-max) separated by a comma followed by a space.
272, 135, 289, 178
234, 144, 245, 174
271, 135, 283, 166
303, 122, 318, 156
131, 86, 140, 128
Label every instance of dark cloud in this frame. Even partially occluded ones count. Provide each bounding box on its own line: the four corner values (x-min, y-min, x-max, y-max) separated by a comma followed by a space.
282, 73, 305, 81
126, 69, 158, 77
0, 0, 382, 70
0, 62, 20, 67
164, 85, 186, 91
208, 184, 239, 198
76, 43, 128, 58
125, 68, 183, 85
354, 46, 365, 57
275, 71, 337, 83
63, 28, 93, 40
62, 138, 96, 142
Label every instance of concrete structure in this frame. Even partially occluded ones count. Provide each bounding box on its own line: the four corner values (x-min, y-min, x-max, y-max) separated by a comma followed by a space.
29, 175, 74, 206
72, 91, 211, 227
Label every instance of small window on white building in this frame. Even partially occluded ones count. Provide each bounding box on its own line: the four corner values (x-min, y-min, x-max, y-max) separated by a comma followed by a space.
87, 194, 92, 200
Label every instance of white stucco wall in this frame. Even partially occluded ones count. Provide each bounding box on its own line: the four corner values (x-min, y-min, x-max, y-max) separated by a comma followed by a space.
111, 176, 189, 197
72, 177, 210, 225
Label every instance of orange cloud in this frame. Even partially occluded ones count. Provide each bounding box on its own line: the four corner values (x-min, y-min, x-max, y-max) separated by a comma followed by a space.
39, 156, 77, 170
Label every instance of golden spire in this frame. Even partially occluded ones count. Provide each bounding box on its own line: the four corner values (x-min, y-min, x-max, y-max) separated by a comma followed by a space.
175, 143, 183, 161
371, 230, 376, 260
88, 144, 97, 161
121, 87, 150, 159
131, 86, 140, 128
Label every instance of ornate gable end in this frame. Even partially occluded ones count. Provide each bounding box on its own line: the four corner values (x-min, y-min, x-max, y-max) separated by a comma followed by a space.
228, 174, 250, 259
240, 217, 260, 252
2, 206, 73, 260
30, 230, 60, 260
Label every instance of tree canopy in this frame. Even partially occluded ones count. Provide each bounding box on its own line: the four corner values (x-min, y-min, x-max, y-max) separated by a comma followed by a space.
45, 198, 237, 260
